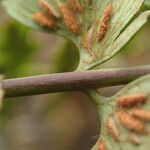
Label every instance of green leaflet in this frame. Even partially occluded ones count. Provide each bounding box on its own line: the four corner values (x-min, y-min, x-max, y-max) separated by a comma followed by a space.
1, 0, 150, 70
86, 10, 150, 70
100, 0, 145, 50
79, 0, 150, 70
1, 0, 76, 41
1, 0, 41, 30
78, 0, 149, 70
90, 75, 150, 150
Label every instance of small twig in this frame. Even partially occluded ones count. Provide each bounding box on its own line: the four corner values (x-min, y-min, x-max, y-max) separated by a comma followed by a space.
2, 65, 150, 98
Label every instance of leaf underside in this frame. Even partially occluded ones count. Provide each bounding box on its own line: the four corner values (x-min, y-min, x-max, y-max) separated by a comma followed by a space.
82, 0, 150, 69
2, 0, 150, 70
87, 10, 150, 70
92, 75, 150, 150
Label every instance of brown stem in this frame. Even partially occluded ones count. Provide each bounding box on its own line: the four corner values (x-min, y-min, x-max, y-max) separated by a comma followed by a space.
2, 65, 150, 98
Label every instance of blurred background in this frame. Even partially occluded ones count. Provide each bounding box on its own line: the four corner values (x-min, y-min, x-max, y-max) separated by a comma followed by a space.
0, 4, 150, 150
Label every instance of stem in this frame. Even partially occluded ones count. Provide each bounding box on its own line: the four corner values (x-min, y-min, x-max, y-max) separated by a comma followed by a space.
2, 65, 150, 98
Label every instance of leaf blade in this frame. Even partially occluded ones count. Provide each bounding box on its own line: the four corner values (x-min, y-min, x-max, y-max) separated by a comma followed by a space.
92, 75, 150, 150
1, 0, 41, 30
87, 11, 150, 70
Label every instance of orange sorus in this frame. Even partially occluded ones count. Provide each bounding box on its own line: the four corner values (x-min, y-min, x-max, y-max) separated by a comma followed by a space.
97, 141, 107, 150
33, 13, 58, 29
39, 0, 59, 18
98, 4, 113, 41
59, 2, 81, 35
67, 0, 83, 12
117, 94, 147, 108
116, 110, 147, 134
130, 109, 150, 121
106, 117, 120, 142
128, 133, 141, 145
